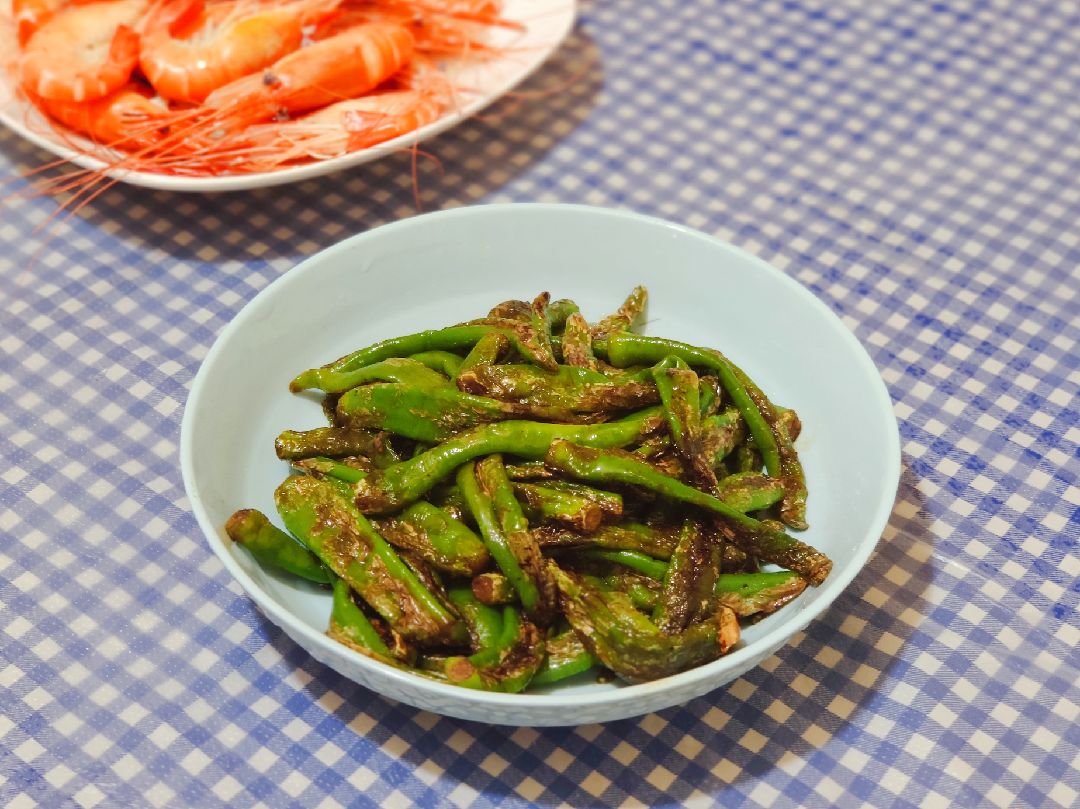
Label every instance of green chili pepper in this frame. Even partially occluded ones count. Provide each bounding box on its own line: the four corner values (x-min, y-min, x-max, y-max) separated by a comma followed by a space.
275, 475, 466, 644
337, 382, 531, 442
475, 456, 558, 626
714, 570, 807, 616
553, 566, 737, 683
714, 472, 785, 513
275, 427, 391, 462
591, 286, 648, 339
530, 628, 596, 687
456, 462, 542, 616
513, 482, 606, 532
456, 363, 657, 414
533, 520, 680, 559
294, 356, 456, 394
578, 549, 669, 580
487, 299, 531, 320
225, 508, 331, 584
560, 311, 598, 370
546, 298, 580, 334
352, 408, 663, 513
374, 501, 491, 576
294, 324, 560, 392
407, 351, 465, 378
446, 586, 504, 652
290, 456, 367, 483
455, 331, 510, 379
701, 407, 745, 467
327, 576, 395, 659
595, 331, 781, 479
652, 519, 720, 634
442, 606, 545, 693
544, 440, 831, 585
530, 292, 557, 365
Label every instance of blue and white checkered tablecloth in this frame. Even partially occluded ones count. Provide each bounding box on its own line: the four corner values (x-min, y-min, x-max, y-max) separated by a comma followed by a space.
2, 0, 1078, 806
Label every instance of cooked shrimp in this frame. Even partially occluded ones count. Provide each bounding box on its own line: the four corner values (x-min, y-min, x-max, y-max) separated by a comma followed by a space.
138, 0, 341, 103
34, 82, 175, 149
19, 0, 147, 102
233, 88, 441, 168
331, 1, 520, 56
12, 0, 65, 46
201, 22, 415, 124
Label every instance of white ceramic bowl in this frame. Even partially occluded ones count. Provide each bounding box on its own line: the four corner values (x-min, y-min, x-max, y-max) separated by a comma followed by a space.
180, 204, 901, 725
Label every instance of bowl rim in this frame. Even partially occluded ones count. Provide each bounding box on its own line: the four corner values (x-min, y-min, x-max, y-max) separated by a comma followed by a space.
180, 202, 902, 713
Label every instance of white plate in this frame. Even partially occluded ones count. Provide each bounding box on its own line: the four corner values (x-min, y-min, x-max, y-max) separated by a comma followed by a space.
0, 0, 576, 191
181, 203, 902, 725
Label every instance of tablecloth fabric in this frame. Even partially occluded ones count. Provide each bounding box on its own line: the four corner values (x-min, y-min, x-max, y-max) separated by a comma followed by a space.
2, 0, 1078, 807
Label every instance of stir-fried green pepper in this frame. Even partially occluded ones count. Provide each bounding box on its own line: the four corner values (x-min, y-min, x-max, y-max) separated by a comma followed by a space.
225, 508, 331, 584
275, 475, 466, 645
231, 286, 828, 693
513, 482, 606, 532
652, 519, 721, 634
545, 440, 831, 585
560, 311, 598, 370
352, 408, 663, 513
327, 576, 397, 661
553, 566, 738, 683
373, 501, 490, 576
441, 606, 545, 692
530, 627, 597, 687
456, 363, 658, 414
275, 426, 396, 463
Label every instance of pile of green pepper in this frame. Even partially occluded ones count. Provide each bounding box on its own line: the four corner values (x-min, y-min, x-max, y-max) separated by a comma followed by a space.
226, 288, 832, 692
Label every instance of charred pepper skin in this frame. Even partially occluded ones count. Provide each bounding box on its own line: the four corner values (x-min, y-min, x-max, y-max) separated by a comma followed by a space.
652, 519, 721, 634
292, 355, 458, 394
573, 550, 810, 618
469, 456, 558, 627
544, 441, 832, 585
336, 381, 597, 442
533, 521, 680, 560
328, 576, 396, 660
455, 331, 510, 380
274, 475, 466, 645
553, 566, 738, 684
714, 472, 785, 513
352, 408, 664, 514
292, 324, 561, 392
513, 482, 606, 532
225, 508, 331, 584
471, 571, 516, 605
275, 426, 394, 462
441, 606, 546, 693
714, 571, 807, 616
373, 501, 491, 577
591, 285, 648, 340
530, 628, 597, 687
455, 363, 658, 414
560, 311, 598, 370
595, 331, 782, 480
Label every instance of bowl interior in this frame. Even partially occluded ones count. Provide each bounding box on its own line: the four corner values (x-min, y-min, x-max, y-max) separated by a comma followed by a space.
181, 204, 899, 721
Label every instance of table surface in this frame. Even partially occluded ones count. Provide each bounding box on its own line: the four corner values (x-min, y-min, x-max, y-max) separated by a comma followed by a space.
2, 1, 1078, 807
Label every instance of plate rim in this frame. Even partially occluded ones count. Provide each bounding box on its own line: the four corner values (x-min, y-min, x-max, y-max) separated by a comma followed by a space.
180, 202, 903, 718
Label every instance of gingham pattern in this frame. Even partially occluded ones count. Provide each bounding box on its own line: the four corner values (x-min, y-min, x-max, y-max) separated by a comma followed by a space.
2, 0, 1078, 806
